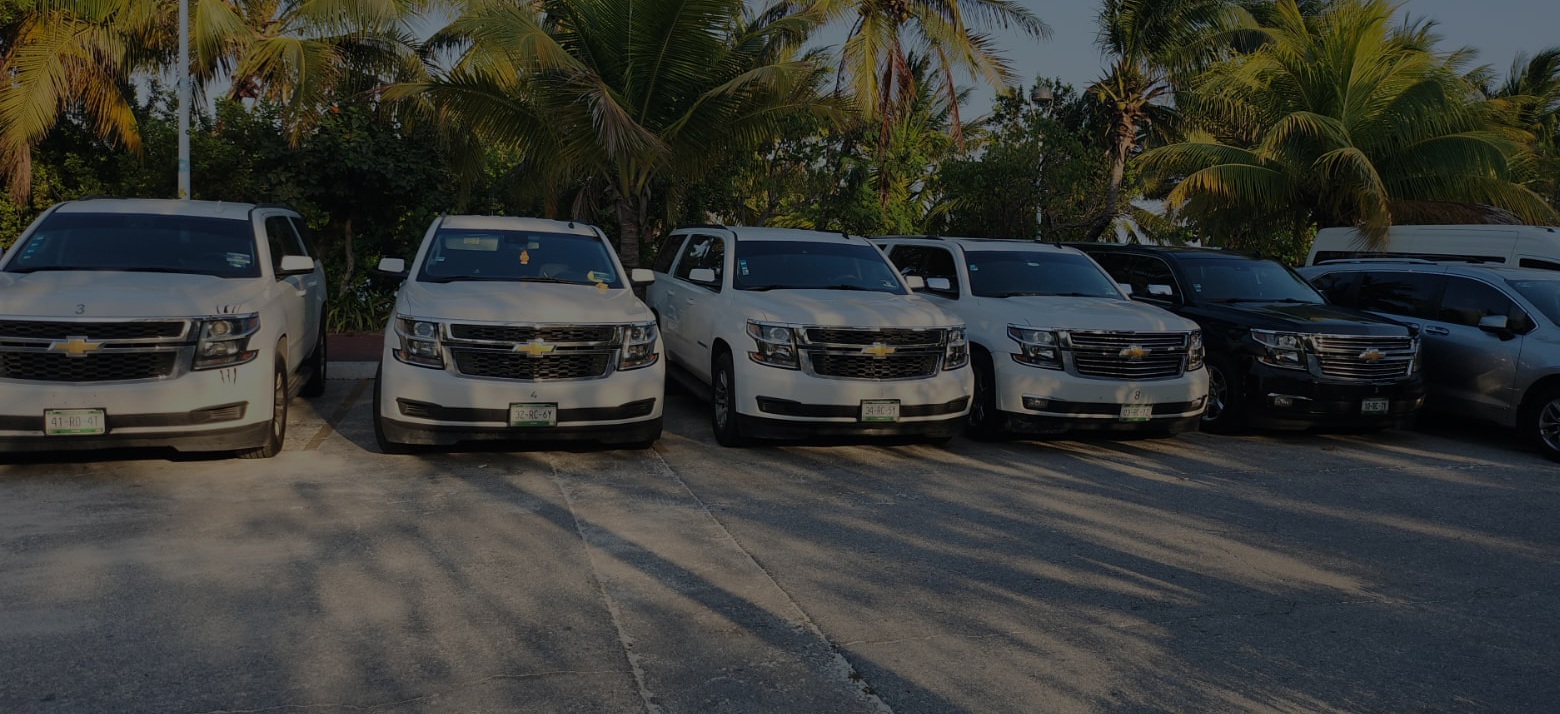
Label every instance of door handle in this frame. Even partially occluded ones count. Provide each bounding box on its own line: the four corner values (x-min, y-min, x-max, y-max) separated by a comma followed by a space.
1423, 326, 1450, 336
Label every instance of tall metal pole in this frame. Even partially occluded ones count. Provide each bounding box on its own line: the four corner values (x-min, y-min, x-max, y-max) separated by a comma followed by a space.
177, 0, 190, 199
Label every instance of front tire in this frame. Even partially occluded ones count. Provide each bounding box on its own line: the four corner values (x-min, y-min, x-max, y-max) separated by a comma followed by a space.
237, 358, 287, 459
300, 323, 327, 398
965, 349, 1007, 441
1201, 356, 1246, 434
373, 364, 415, 455
1521, 384, 1560, 462
711, 351, 749, 447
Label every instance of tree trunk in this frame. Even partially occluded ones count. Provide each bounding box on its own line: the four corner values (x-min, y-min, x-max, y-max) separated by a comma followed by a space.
613, 189, 648, 268
337, 214, 355, 296
1089, 127, 1134, 242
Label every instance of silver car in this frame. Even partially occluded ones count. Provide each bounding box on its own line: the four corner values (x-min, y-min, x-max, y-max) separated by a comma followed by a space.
1298, 259, 1560, 461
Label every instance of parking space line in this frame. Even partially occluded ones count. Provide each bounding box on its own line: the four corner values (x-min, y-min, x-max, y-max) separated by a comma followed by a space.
301, 378, 370, 451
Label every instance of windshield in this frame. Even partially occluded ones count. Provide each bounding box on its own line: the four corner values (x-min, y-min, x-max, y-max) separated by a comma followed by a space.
1180, 258, 1324, 304
1507, 278, 1560, 326
417, 228, 622, 287
966, 250, 1122, 298
4, 211, 260, 278
733, 240, 907, 294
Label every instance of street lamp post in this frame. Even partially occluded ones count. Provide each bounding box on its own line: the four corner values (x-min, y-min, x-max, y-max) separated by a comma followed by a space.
177, 0, 190, 199
1030, 84, 1054, 239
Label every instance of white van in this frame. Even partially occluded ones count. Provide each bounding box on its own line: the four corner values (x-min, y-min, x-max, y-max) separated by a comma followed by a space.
1307, 225, 1560, 271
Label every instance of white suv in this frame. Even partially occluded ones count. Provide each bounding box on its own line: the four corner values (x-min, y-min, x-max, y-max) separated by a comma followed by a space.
876, 237, 1207, 438
372, 215, 664, 452
0, 198, 327, 458
647, 226, 972, 445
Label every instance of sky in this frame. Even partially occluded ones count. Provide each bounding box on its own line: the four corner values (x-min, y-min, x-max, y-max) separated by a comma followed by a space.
891, 0, 1560, 117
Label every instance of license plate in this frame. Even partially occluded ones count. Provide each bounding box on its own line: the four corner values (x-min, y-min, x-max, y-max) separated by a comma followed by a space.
860, 400, 900, 422
1120, 404, 1153, 422
509, 403, 558, 427
1361, 398, 1388, 415
46, 409, 105, 436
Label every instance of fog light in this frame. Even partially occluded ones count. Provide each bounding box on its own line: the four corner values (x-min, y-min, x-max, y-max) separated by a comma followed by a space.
1272, 395, 1294, 408
1022, 396, 1049, 411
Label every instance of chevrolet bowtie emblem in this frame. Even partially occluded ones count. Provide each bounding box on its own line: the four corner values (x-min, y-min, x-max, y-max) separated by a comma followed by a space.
1119, 345, 1148, 360
862, 343, 896, 359
515, 339, 556, 357
48, 336, 103, 358
1359, 348, 1385, 361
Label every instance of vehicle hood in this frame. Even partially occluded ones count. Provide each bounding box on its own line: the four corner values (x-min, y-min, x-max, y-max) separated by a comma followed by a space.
1192, 301, 1412, 336
396, 280, 653, 324
994, 296, 1199, 332
743, 290, 959, 328
0, 270, 266, 317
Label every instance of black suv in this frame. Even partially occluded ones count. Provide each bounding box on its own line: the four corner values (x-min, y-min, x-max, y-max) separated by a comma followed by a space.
1071, 244, 1424, 432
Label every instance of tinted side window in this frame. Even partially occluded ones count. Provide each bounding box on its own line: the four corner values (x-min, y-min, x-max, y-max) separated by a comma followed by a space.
922, 247, 959, 292
264, 216, 304, 274
286, 216, 315, 257
1519, 257, 1560, 272
1439, 276, 1533, 332
1087, 252, 1134, 287
673, 236, 712, 281
1309, 271, 1357, 304
887, 245, 932, 276
1131, 256, 1180, 301
1356, 271, 1443, 319
652, 235, 686, 274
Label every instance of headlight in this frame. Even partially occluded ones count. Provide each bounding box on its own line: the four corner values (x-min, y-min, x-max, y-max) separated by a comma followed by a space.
395, 316, 445, 368
746, 320, 799, 369
943, 326, 968, 370
193, 314, 260, 370
1187, 330, 1205, 371
618, 321, 659, 370
1251, 329, 1306, 370
1008, 325, 1063, 370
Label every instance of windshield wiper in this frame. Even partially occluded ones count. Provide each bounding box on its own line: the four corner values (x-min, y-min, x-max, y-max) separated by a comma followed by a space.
817, 284, 877, 291
423, 275, 579, 284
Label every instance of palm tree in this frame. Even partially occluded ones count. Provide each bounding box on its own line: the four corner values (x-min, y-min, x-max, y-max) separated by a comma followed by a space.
808, 0, 1046, 145
0, 0, 428, 202
388, 0, 842, 267
0, 0, 162, 202
1086, 0, 1250, 240
1142, 0, 1556, 249
1482, 48, 1560, 210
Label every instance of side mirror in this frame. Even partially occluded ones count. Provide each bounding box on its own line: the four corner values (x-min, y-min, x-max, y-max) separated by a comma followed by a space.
903, 275, 926, 290
1117, 282, 1133, 295
630, 268, 655, 286
376, 257, 408, 279
926, 277, 953, 292
1478, 314, 1515, 340
1147, 283, 1174, 297
277, 255, 315, 275
687, 267, 717, 285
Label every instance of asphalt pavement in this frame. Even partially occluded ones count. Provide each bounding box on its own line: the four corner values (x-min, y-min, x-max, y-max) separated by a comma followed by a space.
1, 367, 1557, 713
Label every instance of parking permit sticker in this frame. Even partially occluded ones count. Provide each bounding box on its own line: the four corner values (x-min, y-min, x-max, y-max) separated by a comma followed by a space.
520, 250, 530, 264
226, 253, 252, 267
739, 259, 749, 276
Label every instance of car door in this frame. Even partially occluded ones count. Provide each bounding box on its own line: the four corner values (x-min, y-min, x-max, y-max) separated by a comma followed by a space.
285, 215, 327, 353
647, 232, 688, 330
261, 213, 314, 372
1424, 276, 1528, 421
676, 234, 728, 383
660, 234, 722, 371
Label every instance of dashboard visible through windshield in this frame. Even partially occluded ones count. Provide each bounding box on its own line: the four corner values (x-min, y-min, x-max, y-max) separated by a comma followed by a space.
418, 229, 622, 288
5, 212, 261, 278
733, 240, 906, 294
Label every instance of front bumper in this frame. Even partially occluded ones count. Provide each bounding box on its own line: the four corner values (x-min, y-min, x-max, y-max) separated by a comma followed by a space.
735, 356, 972, 437
378, 346, 665, 446
0, 363, 274, 454
993, 356, 1208, 435
1241, 363, 1424, 430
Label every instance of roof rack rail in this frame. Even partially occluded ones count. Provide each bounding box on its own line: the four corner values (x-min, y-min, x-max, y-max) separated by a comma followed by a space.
1313, 257, 1442, 265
